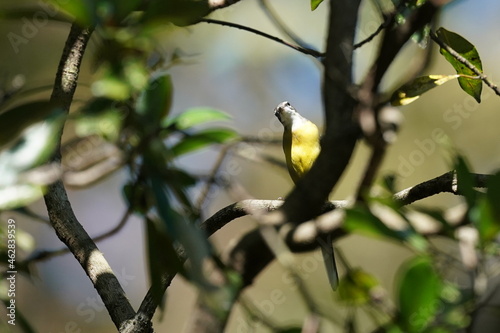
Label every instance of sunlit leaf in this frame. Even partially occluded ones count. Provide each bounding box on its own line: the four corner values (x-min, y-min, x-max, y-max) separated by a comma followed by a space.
311, 0, 325, 11
436, 28, 483, 103
136, 74, 173, 125
91, 75, 131, 100
47, 0, 95, 25
391, 75, 459, 106
338, 269, 379, 305
0, 184, 44, 210
164, 108, 232, 130
411, 24, 430, 48
398, 256, 442, 332
0, 101, 61, 149
171, 128, 238, 156
0, 108, 65, 186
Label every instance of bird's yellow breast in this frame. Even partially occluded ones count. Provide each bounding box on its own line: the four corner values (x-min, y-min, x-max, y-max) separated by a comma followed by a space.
283, 120, 320, 184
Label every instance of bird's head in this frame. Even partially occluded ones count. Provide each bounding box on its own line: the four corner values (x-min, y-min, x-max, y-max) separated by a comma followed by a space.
274, 101, 304, 129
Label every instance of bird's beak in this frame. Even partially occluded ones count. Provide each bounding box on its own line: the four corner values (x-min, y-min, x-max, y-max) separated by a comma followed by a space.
274, 106, 282, 122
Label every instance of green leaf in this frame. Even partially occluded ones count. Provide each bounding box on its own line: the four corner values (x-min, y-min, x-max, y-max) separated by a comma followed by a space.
414, 207, 453, 235
454, 156, 476, 207
469, 197, 500, 245
277, 328, 302, 333
47, 0, 95, 26
145, 217, 183, 310
0, 108, 65, 186
92, 75, 131, 100
344, 207, 403, 242
142, 0, 210, 26
391, 75, 459, 106
150, 176, 214, 290
486, 171, 500, 218
311, 0, 324, 11
75, 99, 124, 141
338, 269, 379, 305
436, 28, 483, 103
164, 108, 232, 130
47, 0, 142, 26
171, 128, 238, 156
0, 101, 62, 149
123, 182, 154, 215
136, 74, 173, 124
398, 256, 442, 332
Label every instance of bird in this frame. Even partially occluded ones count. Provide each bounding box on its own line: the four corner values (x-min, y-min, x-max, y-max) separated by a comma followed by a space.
274, 101, 339, 290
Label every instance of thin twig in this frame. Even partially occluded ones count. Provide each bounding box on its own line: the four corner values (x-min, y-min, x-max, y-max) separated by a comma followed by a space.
23, 207, 133, 262
355, 3, 439, 201
196, 145, 231, 211
258, 0, 320, 54
199, 18, 324, 58
430, 30, 500, 97
354, 19, 388, 49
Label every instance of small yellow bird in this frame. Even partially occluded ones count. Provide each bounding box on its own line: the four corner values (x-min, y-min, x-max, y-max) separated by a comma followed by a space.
274, 101, 339, 290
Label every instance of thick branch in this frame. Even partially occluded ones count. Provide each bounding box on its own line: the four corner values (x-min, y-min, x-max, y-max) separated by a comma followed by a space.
393, 171, 489, 205
226, 171, 490, 288
44, 23, 144, 332
275, 0, 361, 225
138, 170, 489, 327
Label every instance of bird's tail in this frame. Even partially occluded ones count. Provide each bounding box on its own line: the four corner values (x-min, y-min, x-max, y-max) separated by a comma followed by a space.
319, 236, 339, 291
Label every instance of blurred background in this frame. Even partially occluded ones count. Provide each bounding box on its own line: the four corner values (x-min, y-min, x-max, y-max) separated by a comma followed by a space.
1, 0, 500, 331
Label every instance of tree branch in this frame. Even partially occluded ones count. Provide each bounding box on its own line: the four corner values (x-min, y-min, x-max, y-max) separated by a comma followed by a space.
273, 0, 361, 226
393, 171, 489, 205
199, 18, 323, 58
44, 23, 147, 332
225, 170, 490, 287
137, 168, 490, 329
22, 208, 133, 264
355, 2, 439, 200
258, 0, 321, 55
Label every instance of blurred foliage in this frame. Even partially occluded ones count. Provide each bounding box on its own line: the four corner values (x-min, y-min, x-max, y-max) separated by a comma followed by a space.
0, 1, 499, 333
